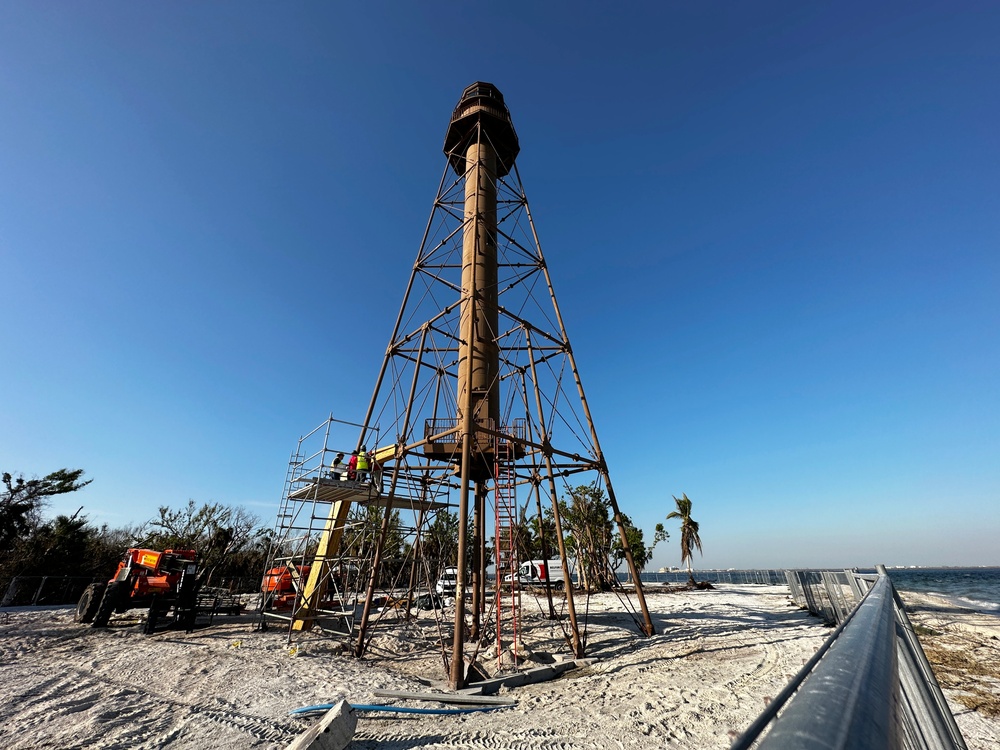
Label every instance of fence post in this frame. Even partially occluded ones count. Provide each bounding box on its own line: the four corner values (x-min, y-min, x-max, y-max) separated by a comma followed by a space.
31, 577, 49, 605
1, 577, 19, 607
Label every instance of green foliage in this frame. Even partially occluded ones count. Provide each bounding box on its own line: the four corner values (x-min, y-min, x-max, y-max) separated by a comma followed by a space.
1, 469, 91, 549
88, 523, 145, 576
488, 503, 541, 576
0, 469, 267, 589
1, 512, 141, 581
499, 504, 556, 561
528, 511, 557, 560
666, 493, 703, 582
556, 483, 617, 592
7, 512, 87, 577
343, 504, 406, 585
1, 469, 96, 582
654, 523, 669, 547
544, 483, 670, 590
419, 509, 459, 579
612, 514, 651, 574
36, 513, 90, 569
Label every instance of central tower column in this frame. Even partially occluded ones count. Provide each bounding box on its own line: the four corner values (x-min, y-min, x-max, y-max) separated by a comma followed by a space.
444, 82, 519, 687
457, 137, 500, 435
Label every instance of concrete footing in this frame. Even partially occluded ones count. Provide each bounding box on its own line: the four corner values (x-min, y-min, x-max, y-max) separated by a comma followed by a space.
285, 700, 356, 750
468, 658, 592, 694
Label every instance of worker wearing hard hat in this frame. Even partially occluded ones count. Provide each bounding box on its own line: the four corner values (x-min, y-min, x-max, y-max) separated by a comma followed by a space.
330, 452, 345, 481
356, 447, 370, 484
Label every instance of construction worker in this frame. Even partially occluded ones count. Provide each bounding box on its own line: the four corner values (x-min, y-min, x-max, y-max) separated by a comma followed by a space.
347, 450, 359, 481
356, 446, 370, 484
369, 450, 383, 491
330, 452, 345, 481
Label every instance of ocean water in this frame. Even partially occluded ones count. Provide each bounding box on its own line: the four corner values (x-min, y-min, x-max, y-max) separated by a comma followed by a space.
638, 567, 1000, 617
880, 567, 1000, 615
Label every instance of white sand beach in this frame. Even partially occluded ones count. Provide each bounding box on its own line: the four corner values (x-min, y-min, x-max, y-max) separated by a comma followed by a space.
1, 584, 997, 749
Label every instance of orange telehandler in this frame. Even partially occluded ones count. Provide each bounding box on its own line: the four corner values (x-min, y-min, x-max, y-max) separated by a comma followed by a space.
261, 563, 312, 611
76, 548, 200, 634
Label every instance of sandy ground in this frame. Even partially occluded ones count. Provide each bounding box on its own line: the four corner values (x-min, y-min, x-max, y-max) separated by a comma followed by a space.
0, 584, 996, 749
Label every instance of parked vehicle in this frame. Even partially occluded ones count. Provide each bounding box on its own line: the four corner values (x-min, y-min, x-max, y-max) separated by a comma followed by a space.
76, 548, 200, 633
261, 564, 312, 611
415, 592, 442, 610
435, 566, 468, 597
503, 559, 570, 586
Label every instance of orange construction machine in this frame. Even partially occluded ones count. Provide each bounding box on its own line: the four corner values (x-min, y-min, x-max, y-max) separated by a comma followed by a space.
261, 564, 311, 611
76, 548, 200, 634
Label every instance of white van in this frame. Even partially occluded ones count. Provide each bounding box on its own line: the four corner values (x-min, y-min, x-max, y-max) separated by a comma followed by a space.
504, 559, 568, 586
435, 567, 468, 596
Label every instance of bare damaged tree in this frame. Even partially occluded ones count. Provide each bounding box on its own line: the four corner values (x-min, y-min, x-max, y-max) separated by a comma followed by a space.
142, 500, 261, 585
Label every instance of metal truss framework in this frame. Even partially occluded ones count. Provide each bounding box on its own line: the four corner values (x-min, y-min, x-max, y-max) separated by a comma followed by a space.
346, 140, 655, 686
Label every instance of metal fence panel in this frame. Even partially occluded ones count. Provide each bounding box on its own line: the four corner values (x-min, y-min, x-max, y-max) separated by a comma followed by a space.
821, 570, 855, 624
1, 576, 95, 607
784, 570, 806, 608
734, 569, 968, 750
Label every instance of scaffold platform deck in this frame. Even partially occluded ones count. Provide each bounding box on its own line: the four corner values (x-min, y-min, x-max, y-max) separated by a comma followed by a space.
288, 478, 451, 512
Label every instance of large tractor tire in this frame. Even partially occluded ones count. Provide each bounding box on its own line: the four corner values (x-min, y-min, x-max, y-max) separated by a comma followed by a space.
74, 583, 106, 623
91, 581, 125, 628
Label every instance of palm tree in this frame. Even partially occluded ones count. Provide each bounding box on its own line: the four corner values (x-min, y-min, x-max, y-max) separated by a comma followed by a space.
667, 493, 702, 585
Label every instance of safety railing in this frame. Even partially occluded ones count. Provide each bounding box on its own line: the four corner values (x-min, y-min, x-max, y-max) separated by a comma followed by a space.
423, 417, 528, 444
731, 566, 967, 750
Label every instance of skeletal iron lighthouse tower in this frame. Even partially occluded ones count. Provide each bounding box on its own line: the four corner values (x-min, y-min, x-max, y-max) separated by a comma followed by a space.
442, 85, 531, 685
290, 83, 654, 689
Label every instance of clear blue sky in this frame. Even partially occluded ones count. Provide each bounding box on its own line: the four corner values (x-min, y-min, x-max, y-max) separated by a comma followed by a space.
2, 3, 997, 570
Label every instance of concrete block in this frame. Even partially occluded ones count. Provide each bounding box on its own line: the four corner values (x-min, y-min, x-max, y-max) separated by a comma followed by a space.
285, 700, 356, 750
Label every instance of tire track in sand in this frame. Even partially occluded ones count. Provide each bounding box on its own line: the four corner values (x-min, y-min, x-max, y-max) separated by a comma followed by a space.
0, 658, 299, 749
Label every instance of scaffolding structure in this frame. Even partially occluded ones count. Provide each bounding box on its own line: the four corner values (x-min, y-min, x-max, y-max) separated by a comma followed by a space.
259, 417, 458, 641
